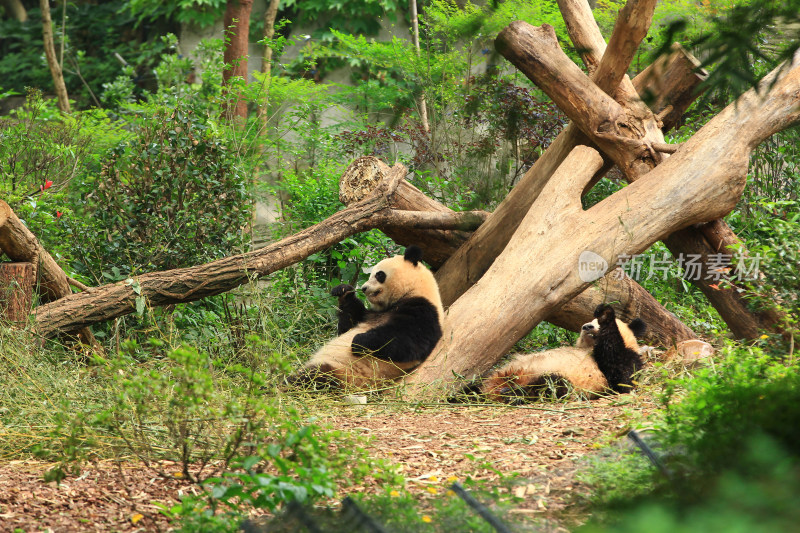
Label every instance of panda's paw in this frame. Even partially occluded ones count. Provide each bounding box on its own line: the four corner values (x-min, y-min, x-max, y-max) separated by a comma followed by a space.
331, 284, 356, 298
594, 304, 616, 326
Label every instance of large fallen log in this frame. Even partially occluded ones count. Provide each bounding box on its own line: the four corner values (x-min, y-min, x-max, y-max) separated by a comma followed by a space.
33, 165, 488, 337
404, 51, 800, 397
498, 2, 786, 338
434, 20, 706, 308
339, 156, 696, 346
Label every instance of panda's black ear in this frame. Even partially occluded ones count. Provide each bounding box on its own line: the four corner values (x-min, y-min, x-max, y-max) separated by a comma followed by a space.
594, 304, 615, 324
404, 245, 423, 266
628, 318, 647, 339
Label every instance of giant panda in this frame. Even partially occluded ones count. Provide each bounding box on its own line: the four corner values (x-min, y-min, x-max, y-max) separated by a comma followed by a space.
290, 245, 444, 390
481, 305, 646, 403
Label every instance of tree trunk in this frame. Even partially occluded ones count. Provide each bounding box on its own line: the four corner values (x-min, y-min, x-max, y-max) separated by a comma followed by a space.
340, 157, 696, 346
435, 36, 705, 307
39, 0, 69, 113
497, 12, 786, 339
260, 0, 280, 77
404, 47, 800, 397
33, 165, 487, 338
555, 0, 786, 339
338, 156, 480, 268
0, 263, 34, 323
409, 0, 430, 132
0, 200, 71, 302
223, 0, 254, 122
257, 0, 280, 129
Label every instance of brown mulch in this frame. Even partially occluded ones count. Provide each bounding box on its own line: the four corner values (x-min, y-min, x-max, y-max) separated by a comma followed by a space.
0, 396, 657, 532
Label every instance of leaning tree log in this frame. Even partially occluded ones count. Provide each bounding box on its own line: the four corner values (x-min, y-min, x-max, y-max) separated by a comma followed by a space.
433, 4, 706, 317
497, 1, 786, 338
33, 165, 488, 337
0, 200, 97, 343
404, 53, 800, 398
556, 0, 786, 338
339, 156, 696, 346
0, 200, 73, 302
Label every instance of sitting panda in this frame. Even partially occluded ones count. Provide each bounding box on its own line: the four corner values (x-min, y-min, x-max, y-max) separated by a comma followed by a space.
290, 245, 444, 390
481, 305, 646, 403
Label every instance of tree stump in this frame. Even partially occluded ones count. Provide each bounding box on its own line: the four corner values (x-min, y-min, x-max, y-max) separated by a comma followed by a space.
0, 262, 34, 323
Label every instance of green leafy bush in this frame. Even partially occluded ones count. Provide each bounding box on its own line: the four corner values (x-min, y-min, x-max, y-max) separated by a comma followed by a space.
726, 200, 800, 342
579, 343, 800, 530
80, 94, 250, 275
98, 340, 391, 530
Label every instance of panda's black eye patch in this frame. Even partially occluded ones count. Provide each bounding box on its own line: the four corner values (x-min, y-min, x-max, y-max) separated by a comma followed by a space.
375, 271, 386, 283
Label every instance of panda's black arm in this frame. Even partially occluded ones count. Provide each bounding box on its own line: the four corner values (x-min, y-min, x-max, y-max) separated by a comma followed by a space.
331, 284, 367, 335
351, 297, 442, 363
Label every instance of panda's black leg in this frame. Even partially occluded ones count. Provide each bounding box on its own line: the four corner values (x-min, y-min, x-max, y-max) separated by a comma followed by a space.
285, 363, 342, 390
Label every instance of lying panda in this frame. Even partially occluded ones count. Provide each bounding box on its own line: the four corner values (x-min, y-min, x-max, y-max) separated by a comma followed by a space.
481, 305, 646, 403
290, 245, 444, 390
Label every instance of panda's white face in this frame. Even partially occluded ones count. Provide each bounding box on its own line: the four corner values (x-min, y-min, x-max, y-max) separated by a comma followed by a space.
360, 253, 442, 313
577, 319, 599, 349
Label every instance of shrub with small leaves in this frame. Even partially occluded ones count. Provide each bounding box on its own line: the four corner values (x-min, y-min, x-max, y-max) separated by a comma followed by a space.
88, 95, 249, 273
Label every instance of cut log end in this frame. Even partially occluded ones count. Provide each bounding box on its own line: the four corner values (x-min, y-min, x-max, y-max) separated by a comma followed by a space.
339, 156, 391, 205
0, 262, 34, 323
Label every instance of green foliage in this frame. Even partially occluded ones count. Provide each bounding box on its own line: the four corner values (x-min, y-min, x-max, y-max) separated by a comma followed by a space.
0, 4, 173, 107
580, 437, 800, 533
688, 0, 800, 98
101, 340, 392, 529
579, 343, 800, 530
0, 90, 89, 203
578, 448, 656, 510
260, 480, 523, 532
126, 0, 227, 28
77, 94, 250, 275
282, 0, 402, 37
726, 200, 800, 341
0, 90, 130, 268
743, 127, 800, 210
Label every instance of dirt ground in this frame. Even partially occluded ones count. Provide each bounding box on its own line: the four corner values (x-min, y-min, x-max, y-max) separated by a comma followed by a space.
0, 395, 657, 532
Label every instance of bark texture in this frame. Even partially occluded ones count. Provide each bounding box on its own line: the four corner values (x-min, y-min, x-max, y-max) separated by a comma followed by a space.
0, 201, 96, 343
34, 166, 486, 337
0, 263, 34, 323
340, 157, 695, 346
223, 0, 253, 121
260, 0, 280, 77
498, 11, 786, 339
404, 55, 800, 397
0, 200, 71, 302
339, 156, 481, 268
435, 36, 705, 307
40, 0, 69, 113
